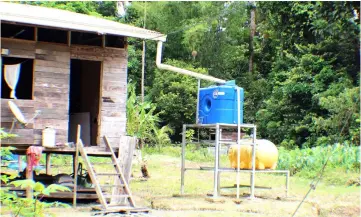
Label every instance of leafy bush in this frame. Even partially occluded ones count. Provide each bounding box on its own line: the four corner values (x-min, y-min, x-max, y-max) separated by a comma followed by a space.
277, 143, 360, 177
127, 82, 173, 149
148, 59, 209, 141
0, 128, 17, 140
0, 131, 70, 216
1, 179, 70, 217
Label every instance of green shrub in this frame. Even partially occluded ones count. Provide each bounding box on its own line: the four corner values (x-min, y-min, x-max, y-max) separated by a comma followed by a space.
277, 143, 360, 177
1, 179, 70, 217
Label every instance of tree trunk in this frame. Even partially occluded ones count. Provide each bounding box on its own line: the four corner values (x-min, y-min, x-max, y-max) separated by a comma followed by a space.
249, 3, 256, 73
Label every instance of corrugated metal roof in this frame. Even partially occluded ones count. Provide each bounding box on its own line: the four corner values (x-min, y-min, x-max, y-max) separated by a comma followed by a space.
0, 2, 166, 41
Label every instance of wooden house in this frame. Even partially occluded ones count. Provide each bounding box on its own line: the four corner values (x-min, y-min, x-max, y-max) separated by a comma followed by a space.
0, 2, 166, 150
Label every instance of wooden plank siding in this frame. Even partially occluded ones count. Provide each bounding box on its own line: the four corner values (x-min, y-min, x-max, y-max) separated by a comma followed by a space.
1, 38, 35, 59
0, 99, 35, 144
33, 42, 71, 144
1, 38, 128, 147
99, 51, 128, 147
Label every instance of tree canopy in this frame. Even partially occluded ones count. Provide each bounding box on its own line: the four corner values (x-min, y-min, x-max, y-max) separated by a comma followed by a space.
27, 1, 360, 148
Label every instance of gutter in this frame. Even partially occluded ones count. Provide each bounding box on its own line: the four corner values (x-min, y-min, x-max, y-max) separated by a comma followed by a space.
156, 40, 226, 84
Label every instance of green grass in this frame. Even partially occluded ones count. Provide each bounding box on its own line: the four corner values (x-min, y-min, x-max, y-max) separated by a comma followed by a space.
131, 152, 360, 217
143, 144, 360, 186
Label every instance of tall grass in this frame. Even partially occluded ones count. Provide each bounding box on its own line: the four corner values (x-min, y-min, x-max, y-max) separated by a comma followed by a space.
277, 144, 360, 177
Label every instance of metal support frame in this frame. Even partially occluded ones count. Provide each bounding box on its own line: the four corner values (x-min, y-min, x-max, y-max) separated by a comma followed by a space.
181, 123, 260, 199
183, 84, 290, 199
184, 167, 290, 197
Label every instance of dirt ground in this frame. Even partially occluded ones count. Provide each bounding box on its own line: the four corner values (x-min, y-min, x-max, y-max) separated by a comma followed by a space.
50, 154, 360, 217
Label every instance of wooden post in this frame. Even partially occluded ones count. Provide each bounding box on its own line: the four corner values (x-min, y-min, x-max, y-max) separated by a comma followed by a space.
102, 35, 106, 48
249, 1, 256, 73
46, 154, 51, 175
73, 125, 81, 208
141, 2, 147, 103
26, 153, 33, 199
34, 27, 38, 41
67, 31, 71, 46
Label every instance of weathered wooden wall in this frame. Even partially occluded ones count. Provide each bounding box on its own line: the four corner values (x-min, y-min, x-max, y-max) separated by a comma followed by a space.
1, 99, 35, 144
33, 43, 70, 144
1, 38, 36, 144
1, 38, 128, 147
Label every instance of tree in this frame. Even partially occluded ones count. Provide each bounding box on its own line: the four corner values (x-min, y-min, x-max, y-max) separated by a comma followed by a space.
148, 60, 208, 140
255, 2, 359, 147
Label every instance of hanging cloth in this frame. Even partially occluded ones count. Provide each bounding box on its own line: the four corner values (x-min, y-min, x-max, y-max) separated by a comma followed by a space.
4, 64, 21, 99
26, 146, 43, 171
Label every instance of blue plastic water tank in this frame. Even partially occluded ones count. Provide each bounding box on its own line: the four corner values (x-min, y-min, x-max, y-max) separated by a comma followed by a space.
198, 81, 244, 124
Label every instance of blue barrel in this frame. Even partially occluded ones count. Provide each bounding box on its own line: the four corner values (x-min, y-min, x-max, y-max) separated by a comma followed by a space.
198, 82, 244, 124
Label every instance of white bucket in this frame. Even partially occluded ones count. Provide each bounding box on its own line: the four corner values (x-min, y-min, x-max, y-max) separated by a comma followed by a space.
42, 127, 56, 147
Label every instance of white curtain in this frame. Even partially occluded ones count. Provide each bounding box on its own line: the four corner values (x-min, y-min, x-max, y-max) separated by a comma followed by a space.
4, 64, 21, 99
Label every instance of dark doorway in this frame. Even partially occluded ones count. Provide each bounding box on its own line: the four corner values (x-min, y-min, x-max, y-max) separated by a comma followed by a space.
68, 59, 101, 146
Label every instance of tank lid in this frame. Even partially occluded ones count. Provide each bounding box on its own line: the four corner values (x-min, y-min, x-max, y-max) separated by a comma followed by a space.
224, 80, 236, 86
206, 80, 237, 88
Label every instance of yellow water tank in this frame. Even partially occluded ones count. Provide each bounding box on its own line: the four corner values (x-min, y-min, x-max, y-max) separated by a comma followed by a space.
228, 139, 278, 170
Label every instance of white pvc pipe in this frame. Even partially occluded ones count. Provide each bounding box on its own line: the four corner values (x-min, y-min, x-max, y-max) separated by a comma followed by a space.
196, 79, 201, 123
156, 41, 226, 84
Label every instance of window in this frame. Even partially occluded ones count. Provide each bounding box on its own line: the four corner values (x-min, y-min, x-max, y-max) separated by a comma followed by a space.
1, 57, 34, 99
1, 23, 34, 40
71, 31, 102, 46
105, 35, 126, 48
38, 27, 67, 44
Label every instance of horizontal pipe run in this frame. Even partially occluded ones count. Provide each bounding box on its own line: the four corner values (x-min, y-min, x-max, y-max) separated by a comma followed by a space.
184, 167, 290, 173
156, 40, 226, 84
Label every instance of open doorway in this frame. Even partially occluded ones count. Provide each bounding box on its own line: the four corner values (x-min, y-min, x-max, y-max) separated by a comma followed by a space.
68, 59, 101, 146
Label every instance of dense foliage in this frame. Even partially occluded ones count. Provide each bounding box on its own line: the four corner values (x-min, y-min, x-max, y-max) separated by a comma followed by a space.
126, 83, 173, 148
1, 145, 70, 217
0, 178, 70, 217
126, 1, 360, 147
25, 2, 360, 148
277, 143, 360, 176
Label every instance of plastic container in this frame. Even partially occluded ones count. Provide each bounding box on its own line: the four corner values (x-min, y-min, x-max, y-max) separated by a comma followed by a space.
198, 81, 244, 124
228, 139, 278, 170
42, 127, 56, 147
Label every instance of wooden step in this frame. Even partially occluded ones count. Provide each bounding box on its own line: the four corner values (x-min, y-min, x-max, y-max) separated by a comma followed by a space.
103, 194, 130, 199
100, 184, 125, 188
77, 136, 136, 210
91, 163, 116, 166
96, 173, 121, 176
92, 205, 150, 213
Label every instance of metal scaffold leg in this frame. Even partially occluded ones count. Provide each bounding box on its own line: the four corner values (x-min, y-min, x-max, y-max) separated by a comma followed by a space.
236, 87, 241, 199
213, 124, 220, 198
250, 126, 257, 199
